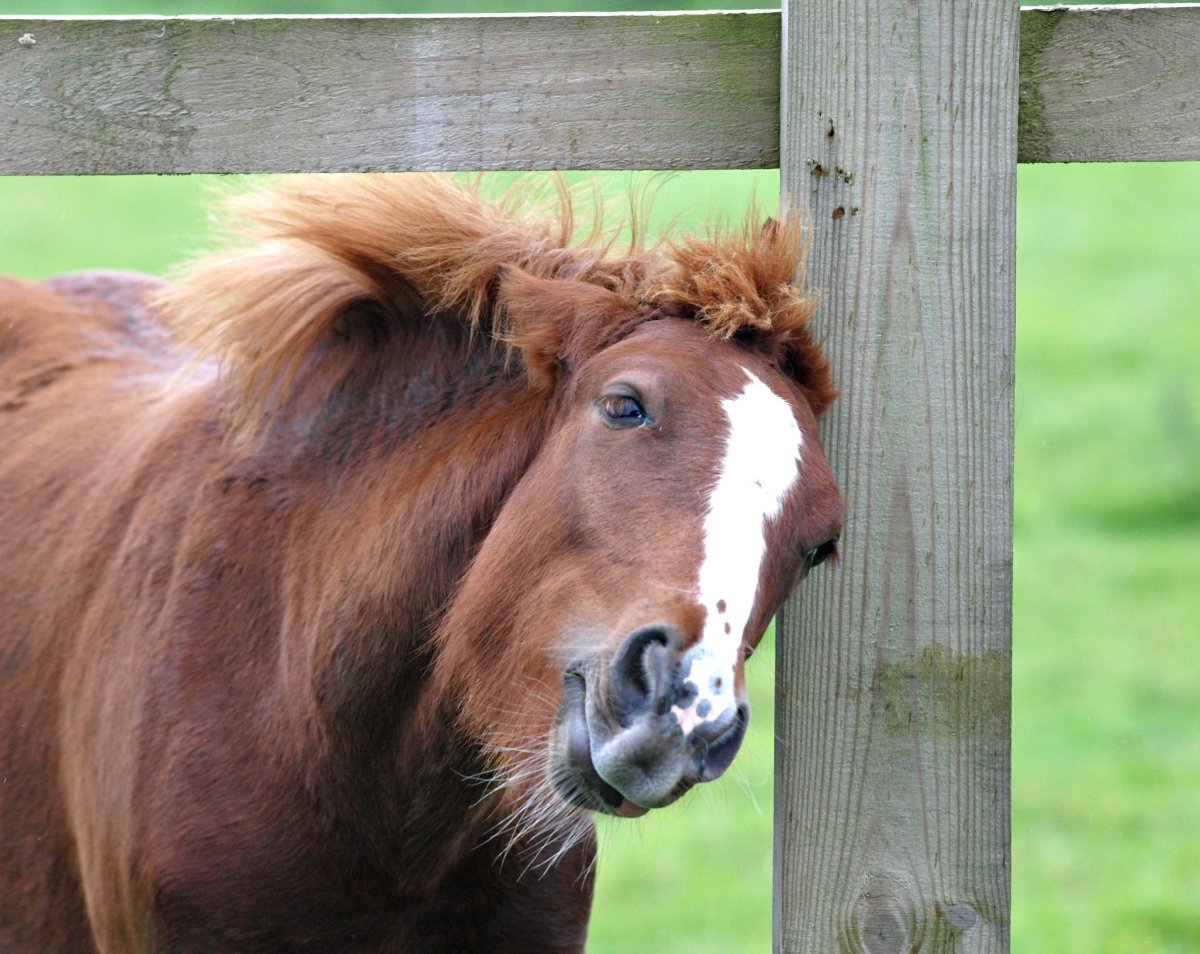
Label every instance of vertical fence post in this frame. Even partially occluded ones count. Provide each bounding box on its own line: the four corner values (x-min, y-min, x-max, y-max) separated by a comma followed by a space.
774, 1, 1016, 951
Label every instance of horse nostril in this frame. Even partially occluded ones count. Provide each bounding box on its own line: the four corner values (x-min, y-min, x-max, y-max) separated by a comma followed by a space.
609, 624, 681, 720
692, 703, 749, 782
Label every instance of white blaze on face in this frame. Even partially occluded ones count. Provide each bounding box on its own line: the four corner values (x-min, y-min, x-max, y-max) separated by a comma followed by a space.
672, 369, 804, 735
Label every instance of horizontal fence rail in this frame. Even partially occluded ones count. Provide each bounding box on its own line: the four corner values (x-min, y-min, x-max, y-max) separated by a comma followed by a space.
0, 13, 780, 174
2, 5, 1200, 175
1019, 3, 1200, 163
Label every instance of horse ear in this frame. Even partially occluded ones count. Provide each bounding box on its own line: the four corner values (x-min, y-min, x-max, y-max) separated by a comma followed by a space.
497, 266, 643, 389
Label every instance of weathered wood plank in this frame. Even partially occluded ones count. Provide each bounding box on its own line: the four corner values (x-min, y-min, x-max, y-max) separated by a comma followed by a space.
0, 13, 779, 174
1020, 4, 1200, 162
775, 0, 1015, 950
3, 8, 1200, 174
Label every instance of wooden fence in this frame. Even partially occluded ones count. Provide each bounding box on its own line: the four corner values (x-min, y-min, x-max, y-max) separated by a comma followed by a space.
3, 5, 1198, 951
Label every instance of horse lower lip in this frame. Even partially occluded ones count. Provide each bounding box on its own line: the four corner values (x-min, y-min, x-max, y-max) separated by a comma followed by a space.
558, 673, 628, 812
579, 767, 625, 811
615, 799, 649, 818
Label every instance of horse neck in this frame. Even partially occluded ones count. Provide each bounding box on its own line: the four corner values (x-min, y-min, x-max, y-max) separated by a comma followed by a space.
253, 323, 554, 838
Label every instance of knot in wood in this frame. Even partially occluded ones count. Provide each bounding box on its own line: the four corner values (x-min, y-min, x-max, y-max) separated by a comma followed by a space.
851, 878, 914, 954
941, 901, 978, 932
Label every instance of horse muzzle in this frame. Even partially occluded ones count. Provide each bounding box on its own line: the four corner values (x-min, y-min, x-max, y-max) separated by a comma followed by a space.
551, 624, 749, 816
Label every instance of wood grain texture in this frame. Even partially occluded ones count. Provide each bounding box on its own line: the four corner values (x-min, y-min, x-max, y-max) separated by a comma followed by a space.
3, 8, 1200, 174
0, 13, 779, 174
1020, 4, 1200, 162
775, 0, 1014, 951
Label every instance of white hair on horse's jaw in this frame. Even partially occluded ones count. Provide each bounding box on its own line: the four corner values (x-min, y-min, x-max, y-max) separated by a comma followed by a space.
672, 369, 803, 734
476, 737, 596, 883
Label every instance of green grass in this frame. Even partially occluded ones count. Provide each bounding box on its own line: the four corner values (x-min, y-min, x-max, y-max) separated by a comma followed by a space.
1012, 163, 1200, 954
0, 169, 785, 953
0, 0, 774, 13
2, 7, 1199, 949
6, 162, 1198, 953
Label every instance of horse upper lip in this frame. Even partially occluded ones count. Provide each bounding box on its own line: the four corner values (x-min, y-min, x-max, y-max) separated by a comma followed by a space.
553, 666, 703, 814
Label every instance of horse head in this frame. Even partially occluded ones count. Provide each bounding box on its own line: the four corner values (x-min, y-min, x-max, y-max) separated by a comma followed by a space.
428, 204, 844, 842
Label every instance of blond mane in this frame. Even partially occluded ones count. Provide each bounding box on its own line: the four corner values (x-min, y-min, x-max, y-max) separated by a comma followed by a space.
155, 173, 831, 444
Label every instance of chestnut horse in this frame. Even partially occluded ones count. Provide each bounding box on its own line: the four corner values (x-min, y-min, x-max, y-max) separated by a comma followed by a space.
0, 175, 842, 952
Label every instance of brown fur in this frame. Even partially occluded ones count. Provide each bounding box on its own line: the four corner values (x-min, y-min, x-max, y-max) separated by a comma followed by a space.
0, 175, 842, 952
155, 174, 833, 442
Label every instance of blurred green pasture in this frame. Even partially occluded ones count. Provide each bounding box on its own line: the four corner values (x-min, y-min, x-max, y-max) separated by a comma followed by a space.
0, 169, 785, 954
0, 0, 771, 13
1012, 162, 1200, 954
2, 2, 1199, 952
6, 162, 1199, 954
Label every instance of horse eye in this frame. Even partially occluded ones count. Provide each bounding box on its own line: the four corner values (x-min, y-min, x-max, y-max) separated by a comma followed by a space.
599, 394, 649, 426
807, 538, 839, 569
